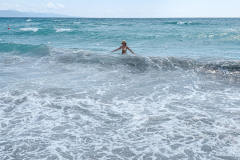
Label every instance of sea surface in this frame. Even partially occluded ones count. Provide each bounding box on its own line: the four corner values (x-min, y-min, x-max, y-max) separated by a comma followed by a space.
0, 18, 240, 160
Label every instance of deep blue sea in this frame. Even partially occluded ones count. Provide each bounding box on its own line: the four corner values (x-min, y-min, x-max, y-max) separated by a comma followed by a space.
0, 18, 240, 160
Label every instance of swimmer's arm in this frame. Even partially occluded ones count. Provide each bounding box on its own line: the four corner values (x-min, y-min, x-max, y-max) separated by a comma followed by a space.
111, 47, 121, 52
127, 46, 135, 54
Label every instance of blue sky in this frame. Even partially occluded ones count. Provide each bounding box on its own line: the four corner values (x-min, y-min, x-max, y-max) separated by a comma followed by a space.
1, 0, 240, 18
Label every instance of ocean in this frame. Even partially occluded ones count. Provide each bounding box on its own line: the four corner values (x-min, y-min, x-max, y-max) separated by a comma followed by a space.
0, 18, 240, 159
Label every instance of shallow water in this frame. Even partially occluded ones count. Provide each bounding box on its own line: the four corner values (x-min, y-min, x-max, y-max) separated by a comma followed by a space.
0, 18, 240, 159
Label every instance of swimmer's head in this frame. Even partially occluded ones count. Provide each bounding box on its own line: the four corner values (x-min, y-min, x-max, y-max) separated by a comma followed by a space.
121, 40, 127, 45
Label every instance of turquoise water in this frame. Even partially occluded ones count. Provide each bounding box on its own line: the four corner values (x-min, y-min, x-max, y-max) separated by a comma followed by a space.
0, 18, 240, 159
1, 18, 240, 58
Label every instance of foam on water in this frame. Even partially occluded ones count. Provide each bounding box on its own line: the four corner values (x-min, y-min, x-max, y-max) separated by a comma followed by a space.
0, 48, 240, 159
1, 18, 240, 159
53, 20, 63, 22
0, 69, 240, 159
19, 28, 39, 32
56, 28, 72, 32
177, 21, 188, 25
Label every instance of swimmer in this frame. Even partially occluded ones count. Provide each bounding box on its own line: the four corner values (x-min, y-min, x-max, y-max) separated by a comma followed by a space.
111, 40, 135, 54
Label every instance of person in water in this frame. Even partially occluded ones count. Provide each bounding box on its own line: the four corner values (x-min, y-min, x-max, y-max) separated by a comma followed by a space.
111, 40, 135, 54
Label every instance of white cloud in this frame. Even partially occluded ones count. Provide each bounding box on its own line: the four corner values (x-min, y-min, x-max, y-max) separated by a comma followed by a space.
1, 3, 19, 10
56, 4, 65, 8
42, 3, 65, 9
3, 3, 10, 7
0, 2, 67, 14
47, 2, 56, 9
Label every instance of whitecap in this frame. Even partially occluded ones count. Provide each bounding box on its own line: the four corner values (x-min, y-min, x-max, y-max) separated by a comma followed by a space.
208, 35, 214, 38
177, 22, 187, 25
73, 22, 81, 24
26, 19, 32, 22
56, 29, 72, 32
19, 28, 39, 32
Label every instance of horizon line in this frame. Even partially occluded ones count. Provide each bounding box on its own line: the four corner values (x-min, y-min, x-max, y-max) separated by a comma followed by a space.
1, 17, 240, 18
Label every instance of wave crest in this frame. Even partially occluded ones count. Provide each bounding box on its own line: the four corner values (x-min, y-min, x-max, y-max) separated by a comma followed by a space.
56, 29, 72, 32
0, 43, 50, 56
164, 21, 206, 25
1, 43, 240, 78
49, 49, 240, 77
19, 28, 39, 32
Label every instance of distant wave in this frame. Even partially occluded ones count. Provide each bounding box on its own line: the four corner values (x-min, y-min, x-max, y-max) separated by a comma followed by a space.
56, 28, 72, 32
52, 20, 63, 22
19, 28, 39, 32
177, 22, 189, 25
164, 21, 206, 25
26, 19, 32, 22
0, 43, 50, 56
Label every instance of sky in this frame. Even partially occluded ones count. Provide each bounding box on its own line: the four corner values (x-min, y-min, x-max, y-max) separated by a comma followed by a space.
1, 0, 240, 18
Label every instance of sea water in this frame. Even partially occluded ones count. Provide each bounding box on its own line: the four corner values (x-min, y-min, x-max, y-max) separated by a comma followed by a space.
0, 18, 240, 159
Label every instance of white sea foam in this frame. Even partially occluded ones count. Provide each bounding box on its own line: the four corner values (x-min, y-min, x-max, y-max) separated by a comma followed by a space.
208, 34, 215, 38
1, 71, 239, 159
19, 28, 39, 32
1, 18, 240, 159
1, 54, 240, 159
220, 35, 240, 41
177, 21, 187, 25
177, 21, 193, 25
26, 19, 32, 22
73, 22, 81, 24
56, 28, 72, 32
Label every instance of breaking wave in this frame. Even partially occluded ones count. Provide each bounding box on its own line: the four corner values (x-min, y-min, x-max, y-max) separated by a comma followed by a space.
1, 43, 240, 79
